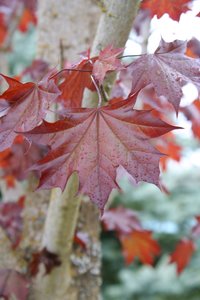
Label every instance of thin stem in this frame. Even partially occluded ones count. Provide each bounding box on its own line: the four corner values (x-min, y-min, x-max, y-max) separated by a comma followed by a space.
59, 39, 65, 70
90, 75, 102, 108
100, 85, 109, 103
119, 51, 170, 59
50, 67, 92, 79
119, 54, 142, 59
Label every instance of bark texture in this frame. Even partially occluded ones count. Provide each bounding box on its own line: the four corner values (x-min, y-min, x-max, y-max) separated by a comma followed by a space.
92, 0, 142, 55
68, 198, 101, 300
36, 0, 100, 64
30, 173, 82, 300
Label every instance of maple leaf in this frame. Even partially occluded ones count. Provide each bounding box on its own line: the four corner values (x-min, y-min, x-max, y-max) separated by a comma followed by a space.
18, 8, 37, 32
21, 59, 49, 82
119, 230, 161, 265
0, 269, 30, 300
92, 45, 124, 84
0, 196, 25, 248
169, 239, 196, 274
156, 132, 182, 171
29, 247, 61, 277
0, 72, 60, 151
186, 38, 200, 58
139, 85, 174, 114
191, 216, 200, 238
24, 96, 176, 211
58, 46, 124, 107
57, 57, 95, 108
0, 12, 7, 45
102, 207, 141, 234
0, 136, 45, 181
128, 39, 200, 113
141, 0, 190, 21
181, 99, 200, 139
74, 231, 89, 249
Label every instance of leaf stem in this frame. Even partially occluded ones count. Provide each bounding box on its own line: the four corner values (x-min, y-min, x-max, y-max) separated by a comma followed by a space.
91, 75, 102, 108
50, 68, 92, 80
119, 54, 142, 59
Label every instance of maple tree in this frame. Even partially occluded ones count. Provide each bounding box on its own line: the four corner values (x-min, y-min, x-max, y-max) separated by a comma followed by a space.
0, 0, 200, 299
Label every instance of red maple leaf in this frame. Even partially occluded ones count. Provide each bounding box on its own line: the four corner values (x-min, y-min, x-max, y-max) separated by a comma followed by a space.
0, 13, 7, 45
156, 132, 182, 171
57, 46, 124, 107
29, 247, 61, 277
191, 216, 200, 238
18, 8, 37, 32
92, 45, 124, 84
119, 230, 161, 265
141, 0, 190, 21
0, 269, 30, 300
0, 72, 60, 151
0, 136, 44, 181
140, 85, 174, 115
102, 207, 141, 234
57, 57, 95, 108
24, 96, 176, 211
0, 196, 25, 248
186, 38, 200, 58
181, 99, 200, 139
128, 39, 200, 113
169, 239, 196, 274
74, 231, 89, 249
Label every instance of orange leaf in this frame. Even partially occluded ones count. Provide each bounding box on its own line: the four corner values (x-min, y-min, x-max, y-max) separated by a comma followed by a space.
4, 175, 16, 188
120, 230, 161, 265
18, 8, 37, 32
157, 133, 182, 171
141, 0, 190, 21
169, 239, 196, 274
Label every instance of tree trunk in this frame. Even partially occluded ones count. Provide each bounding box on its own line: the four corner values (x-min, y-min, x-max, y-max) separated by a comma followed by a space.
29, 0, 142, 299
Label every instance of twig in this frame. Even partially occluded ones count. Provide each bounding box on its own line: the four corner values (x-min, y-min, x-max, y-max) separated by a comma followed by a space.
91, 75, 102, 107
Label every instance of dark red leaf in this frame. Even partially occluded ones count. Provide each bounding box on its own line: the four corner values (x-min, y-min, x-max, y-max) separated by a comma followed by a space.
0, 196, 25, 248
21, 59, 49, 82
0, 136, 45, 181
191, 216, 200, 238
92, 45, 124, 84
139, 85, 174, 114
0, 12, 7, 45
57, 57, 95, 108
128, 39, 200, 113
24, 95, 176, 211
0, 72, 60, 151
181, 100, 200, 139
74, 231, 89, 249
0, 269, 30, 300
102, 207, 141, 234
29, 247, 61, 277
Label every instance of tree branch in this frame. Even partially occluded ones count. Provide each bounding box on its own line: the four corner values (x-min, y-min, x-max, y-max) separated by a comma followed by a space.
30, 173, 81, 300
